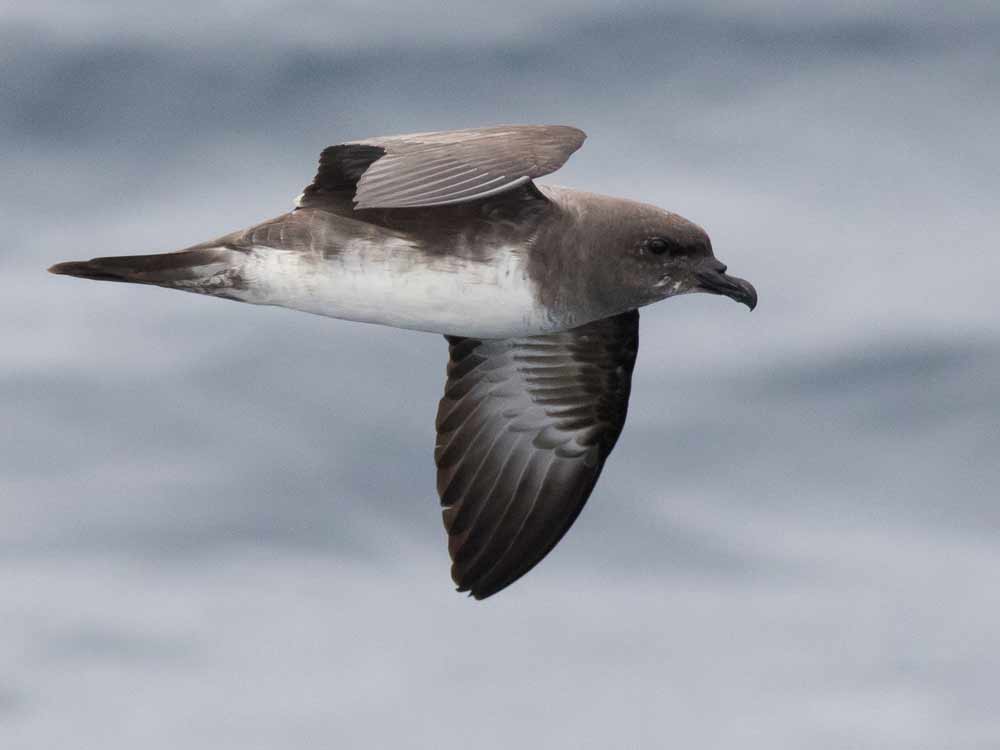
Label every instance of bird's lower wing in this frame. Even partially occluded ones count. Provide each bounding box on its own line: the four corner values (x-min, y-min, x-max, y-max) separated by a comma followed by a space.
434, 310, 639, 599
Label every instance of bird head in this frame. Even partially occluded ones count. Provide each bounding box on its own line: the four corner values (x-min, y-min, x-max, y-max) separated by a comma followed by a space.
611, 205, 757, 312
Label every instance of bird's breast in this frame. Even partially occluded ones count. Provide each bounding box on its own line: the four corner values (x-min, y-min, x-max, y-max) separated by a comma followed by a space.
232, 239, 557, 338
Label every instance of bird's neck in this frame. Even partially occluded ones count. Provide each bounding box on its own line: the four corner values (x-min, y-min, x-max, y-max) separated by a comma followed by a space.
527, 186, 646, 328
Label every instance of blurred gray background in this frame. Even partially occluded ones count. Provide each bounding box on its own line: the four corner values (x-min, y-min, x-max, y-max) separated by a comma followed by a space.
2, 1, 999, 747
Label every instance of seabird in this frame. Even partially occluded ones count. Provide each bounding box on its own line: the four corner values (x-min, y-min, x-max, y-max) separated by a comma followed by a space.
50, 125, 757, 599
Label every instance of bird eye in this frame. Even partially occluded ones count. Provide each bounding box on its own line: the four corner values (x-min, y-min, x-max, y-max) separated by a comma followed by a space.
646, 237, 671, 255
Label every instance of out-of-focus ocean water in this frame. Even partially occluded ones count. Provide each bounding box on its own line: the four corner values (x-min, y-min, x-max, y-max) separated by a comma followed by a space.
2, 2, 998, 747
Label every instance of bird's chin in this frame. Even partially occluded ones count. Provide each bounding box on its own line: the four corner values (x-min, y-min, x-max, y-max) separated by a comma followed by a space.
654, 276, 686, 295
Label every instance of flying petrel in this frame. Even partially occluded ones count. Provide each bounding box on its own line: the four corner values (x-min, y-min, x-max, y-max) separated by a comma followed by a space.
49, 125, 757, 599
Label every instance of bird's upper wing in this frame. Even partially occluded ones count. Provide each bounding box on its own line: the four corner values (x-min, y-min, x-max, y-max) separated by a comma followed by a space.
435, 310, 639, 599
297, 124, 585, 210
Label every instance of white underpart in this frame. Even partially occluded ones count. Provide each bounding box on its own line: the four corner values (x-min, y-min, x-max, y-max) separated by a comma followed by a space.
228, 241, 553, 338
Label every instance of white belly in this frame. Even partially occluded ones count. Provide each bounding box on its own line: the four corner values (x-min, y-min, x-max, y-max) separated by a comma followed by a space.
231, 242, 554, 338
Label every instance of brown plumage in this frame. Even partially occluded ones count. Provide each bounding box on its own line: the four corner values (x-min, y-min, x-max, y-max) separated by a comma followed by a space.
48, 124, 757, 599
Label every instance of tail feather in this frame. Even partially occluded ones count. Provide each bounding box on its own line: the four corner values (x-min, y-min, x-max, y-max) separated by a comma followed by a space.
48, 247, 241, 289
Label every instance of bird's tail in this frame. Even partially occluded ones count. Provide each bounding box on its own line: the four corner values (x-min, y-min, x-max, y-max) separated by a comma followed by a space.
48, 245, 244, 292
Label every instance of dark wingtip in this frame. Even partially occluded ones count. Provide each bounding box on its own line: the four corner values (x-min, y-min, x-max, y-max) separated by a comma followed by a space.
457, 576, 511, 601
455, 577, 500, 601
